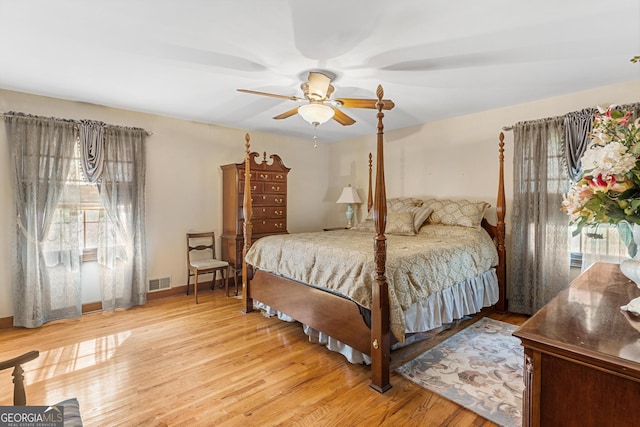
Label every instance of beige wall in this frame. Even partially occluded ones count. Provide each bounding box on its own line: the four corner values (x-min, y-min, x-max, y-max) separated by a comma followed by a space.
1, 79, 639, 319
0, 89, 332, 318
327, 80, 640, 230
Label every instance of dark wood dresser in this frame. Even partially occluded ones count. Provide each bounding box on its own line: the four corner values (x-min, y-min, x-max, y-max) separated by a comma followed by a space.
220, 152, 290, 286
513, 262, 640, 427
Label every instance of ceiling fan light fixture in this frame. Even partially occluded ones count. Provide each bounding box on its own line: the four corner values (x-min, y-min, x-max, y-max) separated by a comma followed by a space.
306, 72, 332, 100
298, 103, 334, 125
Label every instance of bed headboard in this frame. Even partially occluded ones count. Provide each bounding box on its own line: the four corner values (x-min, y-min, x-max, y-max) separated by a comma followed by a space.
364, 132, 507, 312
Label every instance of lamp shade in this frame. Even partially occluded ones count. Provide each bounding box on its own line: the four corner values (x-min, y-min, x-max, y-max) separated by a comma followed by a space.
298, 103, 335, 125
336, 185, 362, 204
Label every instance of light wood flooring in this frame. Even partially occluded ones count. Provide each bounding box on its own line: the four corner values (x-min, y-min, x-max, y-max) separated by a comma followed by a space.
0, 290, 528, 426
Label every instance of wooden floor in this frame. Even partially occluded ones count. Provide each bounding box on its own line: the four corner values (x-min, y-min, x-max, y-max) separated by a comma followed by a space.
0, 290, 528, 426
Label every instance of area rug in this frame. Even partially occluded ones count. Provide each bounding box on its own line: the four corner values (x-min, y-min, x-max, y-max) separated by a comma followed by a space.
396, 317, 523, 427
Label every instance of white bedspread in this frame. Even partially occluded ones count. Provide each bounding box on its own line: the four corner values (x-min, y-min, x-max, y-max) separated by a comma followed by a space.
245, 224, 499, 342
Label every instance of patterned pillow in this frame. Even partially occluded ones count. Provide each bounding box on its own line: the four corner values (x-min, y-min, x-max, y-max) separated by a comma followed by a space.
387, 197, 424, 212
352, 212, 416, 235
403, 206, 433, 232
423, 199, 490, 228
387, 212, 416, 235
366, 197, 424, 221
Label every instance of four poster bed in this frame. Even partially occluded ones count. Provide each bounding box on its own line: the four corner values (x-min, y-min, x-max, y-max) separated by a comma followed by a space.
240, 86, 507, 393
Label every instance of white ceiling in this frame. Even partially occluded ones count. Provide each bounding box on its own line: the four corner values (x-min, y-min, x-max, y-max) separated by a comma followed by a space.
1, 1, 639, 143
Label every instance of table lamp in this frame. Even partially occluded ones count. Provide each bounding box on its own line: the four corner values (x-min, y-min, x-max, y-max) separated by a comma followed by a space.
336, 185, 362, 228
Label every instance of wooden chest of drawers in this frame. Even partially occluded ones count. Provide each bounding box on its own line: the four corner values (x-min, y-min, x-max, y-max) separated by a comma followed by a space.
513, 262, 640, 427
221, 152, 290, 285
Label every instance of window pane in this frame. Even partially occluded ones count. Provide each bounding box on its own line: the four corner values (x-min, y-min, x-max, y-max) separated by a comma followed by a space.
85, 209, 101, 222
85, 222, 99, 249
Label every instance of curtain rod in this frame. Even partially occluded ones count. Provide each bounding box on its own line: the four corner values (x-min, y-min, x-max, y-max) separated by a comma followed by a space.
1, 112, 153, 136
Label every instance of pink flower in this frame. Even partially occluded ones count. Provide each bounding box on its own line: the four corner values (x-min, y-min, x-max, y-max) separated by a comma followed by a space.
586, 174, 616, 192
603, 106, 631, 125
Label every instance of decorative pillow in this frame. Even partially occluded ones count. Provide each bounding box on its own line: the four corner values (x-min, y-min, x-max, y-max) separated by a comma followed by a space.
386, 212, 416, 235
352, 212, 416, 235
366, 197, 424, 221
403, 206, 433, 232
423, 199, 490, 228
52, 397, 83, 427
387, 197, 424, 212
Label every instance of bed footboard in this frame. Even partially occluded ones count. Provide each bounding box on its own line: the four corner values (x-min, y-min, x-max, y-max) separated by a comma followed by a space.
249, 269, 371, 355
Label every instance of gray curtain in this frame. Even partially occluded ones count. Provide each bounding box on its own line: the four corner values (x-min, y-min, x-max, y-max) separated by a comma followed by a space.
564, 108, 595, 182
509, 117, 571, 315
97, 126, 147, 310
78, 120, 105, 183
5, 113, 82, 327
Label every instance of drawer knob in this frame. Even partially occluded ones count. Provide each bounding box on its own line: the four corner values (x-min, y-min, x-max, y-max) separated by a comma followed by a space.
272, 186, 280, 191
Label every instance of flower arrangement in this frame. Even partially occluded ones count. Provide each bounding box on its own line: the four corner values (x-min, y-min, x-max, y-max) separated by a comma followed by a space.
562, 106, 640, 236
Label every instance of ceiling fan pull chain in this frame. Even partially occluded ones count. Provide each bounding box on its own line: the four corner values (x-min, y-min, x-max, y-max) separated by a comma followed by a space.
313, 123, 319, 148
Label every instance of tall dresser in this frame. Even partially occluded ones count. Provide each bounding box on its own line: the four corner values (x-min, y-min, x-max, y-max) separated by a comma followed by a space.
220, 152, 290, 288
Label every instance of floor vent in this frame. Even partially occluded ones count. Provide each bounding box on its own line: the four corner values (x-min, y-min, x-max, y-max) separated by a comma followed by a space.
148, 277, 171, 292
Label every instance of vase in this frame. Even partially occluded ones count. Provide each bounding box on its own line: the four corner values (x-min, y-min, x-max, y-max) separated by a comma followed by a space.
620, 223, 640, 289
620, 224, 640, 315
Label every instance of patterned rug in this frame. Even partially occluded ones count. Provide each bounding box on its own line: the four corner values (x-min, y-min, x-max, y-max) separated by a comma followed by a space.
396, 317, 524, 427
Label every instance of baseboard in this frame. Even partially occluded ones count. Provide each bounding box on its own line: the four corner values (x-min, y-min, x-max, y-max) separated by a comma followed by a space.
0, 279, 224, 329
0, 316, 12, 329
83, 302, 103, 313
147, 281, 211, 301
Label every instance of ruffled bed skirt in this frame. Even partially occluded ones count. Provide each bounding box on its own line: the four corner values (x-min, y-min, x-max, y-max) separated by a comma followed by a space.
254, 268, 499, 365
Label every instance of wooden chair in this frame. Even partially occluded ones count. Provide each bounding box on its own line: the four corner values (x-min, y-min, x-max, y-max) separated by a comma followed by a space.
1, 350, 84, 425
0, 350, 39, 405
186, 232, 230, 303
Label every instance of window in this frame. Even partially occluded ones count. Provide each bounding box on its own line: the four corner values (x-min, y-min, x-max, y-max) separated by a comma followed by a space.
80, 185, 102, 262
569, 223, 629, 270
51, 141, 104, 263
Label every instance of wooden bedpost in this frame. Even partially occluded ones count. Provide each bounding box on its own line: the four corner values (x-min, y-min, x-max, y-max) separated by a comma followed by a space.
367, 153, 373, 213
495, 132, 507, 312
370, 85, 392, 393
242, 133, 254, 313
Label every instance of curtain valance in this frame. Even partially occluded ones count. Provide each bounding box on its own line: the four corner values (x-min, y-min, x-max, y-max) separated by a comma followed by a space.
4, 111, 149, 184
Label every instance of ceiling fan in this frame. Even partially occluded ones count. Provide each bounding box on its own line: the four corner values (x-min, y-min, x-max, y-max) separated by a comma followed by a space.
237, 71, 395, 127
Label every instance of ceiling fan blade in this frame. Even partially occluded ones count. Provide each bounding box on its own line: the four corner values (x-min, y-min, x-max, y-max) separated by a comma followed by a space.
331, 107, 356, 126
273, 107, 300, 120
237, 89, 304, 102
335, 98, 396, 110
